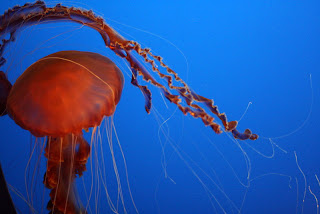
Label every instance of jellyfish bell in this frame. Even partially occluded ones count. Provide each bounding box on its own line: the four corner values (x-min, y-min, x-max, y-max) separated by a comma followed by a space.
6, 50, 124, 213
7, 50, 124, 137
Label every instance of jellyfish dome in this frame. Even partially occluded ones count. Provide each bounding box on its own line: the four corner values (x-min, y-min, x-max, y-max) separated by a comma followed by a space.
7, 50, 124, 137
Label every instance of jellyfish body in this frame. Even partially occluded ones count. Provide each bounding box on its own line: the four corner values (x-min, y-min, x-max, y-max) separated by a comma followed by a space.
6, 50, 124, 213
7, 51, 124, 137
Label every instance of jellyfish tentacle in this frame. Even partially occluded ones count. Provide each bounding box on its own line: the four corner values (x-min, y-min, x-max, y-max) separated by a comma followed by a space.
131, 69, 152, 113
122, 42, 258, 140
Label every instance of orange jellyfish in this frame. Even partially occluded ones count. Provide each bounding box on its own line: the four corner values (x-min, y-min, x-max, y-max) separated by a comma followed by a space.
0, 1, 258, 213
6, 50, 124, 213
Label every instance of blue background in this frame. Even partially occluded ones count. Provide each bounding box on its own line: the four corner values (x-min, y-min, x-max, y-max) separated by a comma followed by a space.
0, 0, 319, 213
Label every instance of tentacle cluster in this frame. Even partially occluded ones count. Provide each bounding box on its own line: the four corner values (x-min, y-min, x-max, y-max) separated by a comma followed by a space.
44, 134, 90, 213
0, 1, 258, 140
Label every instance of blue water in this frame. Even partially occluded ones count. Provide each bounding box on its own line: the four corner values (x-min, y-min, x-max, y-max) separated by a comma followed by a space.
0, 1, 319, 213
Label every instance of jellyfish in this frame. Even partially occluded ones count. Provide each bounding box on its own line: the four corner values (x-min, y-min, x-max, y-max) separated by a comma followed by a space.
5, 50, 123, 213
0, 1, 258, 213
